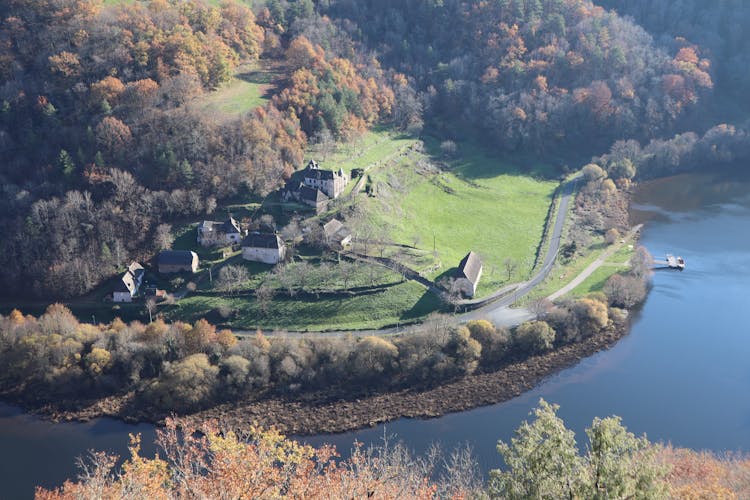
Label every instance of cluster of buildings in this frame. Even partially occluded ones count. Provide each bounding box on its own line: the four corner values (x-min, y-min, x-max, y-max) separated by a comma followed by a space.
282, 159, 349, 213
112, 158, 483, 302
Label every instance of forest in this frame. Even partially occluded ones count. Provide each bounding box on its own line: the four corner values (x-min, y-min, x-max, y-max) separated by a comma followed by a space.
0, 0, 396, 297
324, 0, 713, 150
1, 0, 742, 300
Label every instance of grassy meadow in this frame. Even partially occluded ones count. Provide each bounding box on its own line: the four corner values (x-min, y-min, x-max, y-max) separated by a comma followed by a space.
358, 140, 559, 297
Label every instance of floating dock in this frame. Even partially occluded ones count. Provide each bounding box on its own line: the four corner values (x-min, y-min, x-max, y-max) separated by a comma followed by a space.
653, 254, 685, 270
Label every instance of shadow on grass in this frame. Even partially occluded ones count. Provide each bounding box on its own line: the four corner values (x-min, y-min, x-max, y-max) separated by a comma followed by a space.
421, 135, 558, 182
400, 289, 446, 321
434, 266, 459, 285
235, 69, 279, 100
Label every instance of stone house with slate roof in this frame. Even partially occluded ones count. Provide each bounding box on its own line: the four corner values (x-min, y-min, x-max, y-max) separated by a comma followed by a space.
113, 262, 145, 302
241, 233, 286, 264
455, 251, 483, 298
302, 159, 348, 199
197, 217, 243, 247
298, 185, 330, 213
158, 250, 199, 273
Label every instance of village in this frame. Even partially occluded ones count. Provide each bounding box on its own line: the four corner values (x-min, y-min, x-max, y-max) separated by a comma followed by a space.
110, 155, 487, 323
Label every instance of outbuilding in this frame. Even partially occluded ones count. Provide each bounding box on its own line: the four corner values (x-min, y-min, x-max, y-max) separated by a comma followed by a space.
241, 233, 286, 264
158, 250, 199, 273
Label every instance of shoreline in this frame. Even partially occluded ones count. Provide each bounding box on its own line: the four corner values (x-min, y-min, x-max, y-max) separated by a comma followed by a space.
0, 320, 631, 436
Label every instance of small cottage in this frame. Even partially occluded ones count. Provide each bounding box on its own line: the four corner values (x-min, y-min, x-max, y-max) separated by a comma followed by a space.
455, 251, 483, 298
323, 219, 352, 249
241, 233, 286, 264
197, 217, 243, 247
158, 250, 199, 274
113, 262, 145, 302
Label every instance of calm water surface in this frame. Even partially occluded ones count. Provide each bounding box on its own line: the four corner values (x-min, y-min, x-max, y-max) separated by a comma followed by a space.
2, 173, 750, 498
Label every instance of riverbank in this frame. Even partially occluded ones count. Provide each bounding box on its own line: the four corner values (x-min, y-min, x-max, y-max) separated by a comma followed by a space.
0, 319, 631, 436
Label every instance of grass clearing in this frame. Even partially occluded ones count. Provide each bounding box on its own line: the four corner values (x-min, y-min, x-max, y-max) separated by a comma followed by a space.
307, 127, 419, 183
200, 63, 280, 118
359, 140, 558, 297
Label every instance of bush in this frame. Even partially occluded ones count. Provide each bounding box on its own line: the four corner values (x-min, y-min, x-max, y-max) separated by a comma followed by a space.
466, 320, 510, 366
147, 354, 219, 412
514, 321, 556, 355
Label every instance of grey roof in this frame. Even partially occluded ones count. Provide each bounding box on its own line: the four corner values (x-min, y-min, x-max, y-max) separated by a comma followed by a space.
201, 217, 241, 234
158, 250, 197, 266
115, 262, 144, 293
305, 168, 335, 180
457, 251, 482, 285
304, 159, 344, 181
323, 219, 351, 240
323, 219, 344, 238
221, 217, 241, 234
299, 185, 329, 203
242, 233, 283, 249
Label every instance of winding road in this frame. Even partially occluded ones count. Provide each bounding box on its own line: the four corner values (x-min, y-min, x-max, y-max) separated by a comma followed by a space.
235, 175, 582, 338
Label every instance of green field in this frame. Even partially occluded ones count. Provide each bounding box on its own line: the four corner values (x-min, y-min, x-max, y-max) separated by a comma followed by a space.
359, 141, 558, 297
166, 281, 441, 331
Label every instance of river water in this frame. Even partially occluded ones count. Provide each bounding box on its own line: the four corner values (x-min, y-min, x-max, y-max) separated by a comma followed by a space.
2, 173, 750, 498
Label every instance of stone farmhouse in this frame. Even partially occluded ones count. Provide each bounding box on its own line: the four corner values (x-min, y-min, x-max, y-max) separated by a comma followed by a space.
282, 183, 330, 214
197, 217, 244, 247
323, 219, 352, 249
303, 159, 348, 199
241, 233, 286, 264
455, 251, 483, 298
113, 262, 145, 302
158, 250, 199, 273
280, 160, 349, 214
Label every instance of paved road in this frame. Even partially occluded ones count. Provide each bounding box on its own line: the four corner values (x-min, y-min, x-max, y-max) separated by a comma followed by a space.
235, 175, 581, 339
460, 175, 579, 322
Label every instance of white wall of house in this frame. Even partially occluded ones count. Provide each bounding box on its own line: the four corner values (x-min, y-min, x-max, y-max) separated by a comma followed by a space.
242, 246, 285, 264
304, 173, 348, 199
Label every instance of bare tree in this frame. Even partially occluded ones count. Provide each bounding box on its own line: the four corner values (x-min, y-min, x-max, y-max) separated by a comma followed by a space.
338, 259, 356, 291
145, 297, 157, 323
273, 265, 297, 297
529, 297, 554, 319
154, 223, 174, 250
503, 257, 518, 281
216, 265, 249, 295
630, 246, 653, 279
280, 216, 302, 249
255, 283, 274, 316
438, 277, 464, 312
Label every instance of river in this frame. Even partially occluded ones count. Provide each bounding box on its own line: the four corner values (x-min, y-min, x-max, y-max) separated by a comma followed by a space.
2, 172, 750, 498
